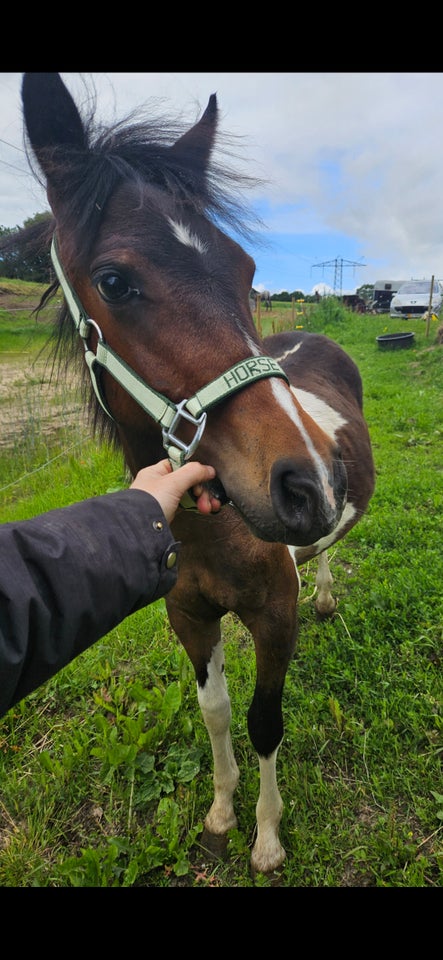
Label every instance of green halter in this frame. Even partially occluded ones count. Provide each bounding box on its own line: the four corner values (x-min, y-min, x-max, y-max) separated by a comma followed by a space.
50, 235, 289, 472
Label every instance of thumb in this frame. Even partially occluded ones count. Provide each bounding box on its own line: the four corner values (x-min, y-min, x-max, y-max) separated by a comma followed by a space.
173, 461, 216, 491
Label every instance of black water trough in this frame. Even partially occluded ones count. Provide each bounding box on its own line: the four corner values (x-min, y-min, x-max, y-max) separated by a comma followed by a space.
376, 332, 415, 351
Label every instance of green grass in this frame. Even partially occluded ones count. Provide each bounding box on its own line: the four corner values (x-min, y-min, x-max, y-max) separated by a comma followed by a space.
0, 277, 56, 347
0, 295, 442, 887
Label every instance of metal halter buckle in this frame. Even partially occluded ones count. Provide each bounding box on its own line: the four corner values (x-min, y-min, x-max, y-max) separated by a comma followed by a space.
162, 399, 207, 461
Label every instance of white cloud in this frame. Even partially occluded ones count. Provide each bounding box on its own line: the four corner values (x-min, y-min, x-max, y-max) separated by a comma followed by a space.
2, 72, 443, 291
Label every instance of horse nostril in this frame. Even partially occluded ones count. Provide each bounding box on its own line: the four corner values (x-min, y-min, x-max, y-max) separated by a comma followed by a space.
286, 484, 314, 515
270, 457, 346, 546
281, 473, 319, 530
270, 460, 319, 536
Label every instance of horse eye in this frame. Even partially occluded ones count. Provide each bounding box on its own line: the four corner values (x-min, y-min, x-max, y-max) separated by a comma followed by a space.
96, 274, 139, 303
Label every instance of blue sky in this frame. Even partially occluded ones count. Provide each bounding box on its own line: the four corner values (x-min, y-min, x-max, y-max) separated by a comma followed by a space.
247, 196, 368, 295
1, 72, 443, 295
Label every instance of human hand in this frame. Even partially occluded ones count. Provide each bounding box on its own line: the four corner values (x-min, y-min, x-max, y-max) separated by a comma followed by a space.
130, 459, 221, 523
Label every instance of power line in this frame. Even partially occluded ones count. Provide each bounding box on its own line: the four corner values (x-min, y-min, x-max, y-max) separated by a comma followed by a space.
0, 136, 25, 153
0, 137, 27, 174
0, 156, 28, 173
312, 256, 365, 296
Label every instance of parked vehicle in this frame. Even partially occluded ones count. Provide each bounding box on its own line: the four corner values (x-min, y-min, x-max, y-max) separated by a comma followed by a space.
369, 280, 407, 313
390, 279, 443, 319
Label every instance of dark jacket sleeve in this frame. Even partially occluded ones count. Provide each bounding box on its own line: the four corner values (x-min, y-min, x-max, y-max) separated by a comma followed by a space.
0, 489, 180, 718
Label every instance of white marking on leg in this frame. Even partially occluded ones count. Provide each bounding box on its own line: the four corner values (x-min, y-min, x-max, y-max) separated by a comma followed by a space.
251, 750, 286, 874
197, 640, 239, 836
315, 550, 336, 615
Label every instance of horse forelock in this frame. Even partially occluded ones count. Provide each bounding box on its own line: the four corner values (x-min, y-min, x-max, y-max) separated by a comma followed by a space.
37, 94, 263, 271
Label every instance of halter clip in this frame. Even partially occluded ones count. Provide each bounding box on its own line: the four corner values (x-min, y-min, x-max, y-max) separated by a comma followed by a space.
162, 400, 207, 461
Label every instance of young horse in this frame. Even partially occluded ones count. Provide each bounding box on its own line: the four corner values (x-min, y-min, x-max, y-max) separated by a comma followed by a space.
19, 73, 375, 877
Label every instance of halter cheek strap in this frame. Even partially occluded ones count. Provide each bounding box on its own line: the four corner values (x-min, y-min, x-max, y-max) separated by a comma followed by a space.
50, 235, 289, 472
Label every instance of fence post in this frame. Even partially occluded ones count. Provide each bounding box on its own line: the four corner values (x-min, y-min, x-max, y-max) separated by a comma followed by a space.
425, 276, 434, 338
256, 294, 262, 338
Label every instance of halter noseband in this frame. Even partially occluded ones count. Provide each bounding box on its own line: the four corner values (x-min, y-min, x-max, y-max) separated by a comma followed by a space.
50, 235, 289, 473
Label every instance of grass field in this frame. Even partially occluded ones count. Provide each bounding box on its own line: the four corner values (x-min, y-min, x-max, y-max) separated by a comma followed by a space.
0, 290, 442, 887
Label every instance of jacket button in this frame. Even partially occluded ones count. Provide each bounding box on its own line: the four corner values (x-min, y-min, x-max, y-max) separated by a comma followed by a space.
166, 551, 177, 569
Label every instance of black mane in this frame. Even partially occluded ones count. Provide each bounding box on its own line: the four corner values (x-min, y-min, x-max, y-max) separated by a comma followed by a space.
1, 84, 266, 446
23, 88, 264, 268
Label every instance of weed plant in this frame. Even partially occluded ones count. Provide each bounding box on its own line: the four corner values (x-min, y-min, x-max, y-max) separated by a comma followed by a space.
0, 294, 442, 887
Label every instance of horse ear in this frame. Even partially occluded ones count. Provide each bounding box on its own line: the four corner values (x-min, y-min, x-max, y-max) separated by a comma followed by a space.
170, 94, 218, 171
22, 72, 87, 171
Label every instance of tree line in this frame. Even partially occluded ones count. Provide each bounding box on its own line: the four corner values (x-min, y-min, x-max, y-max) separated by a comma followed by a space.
0, 214, 374, 305
0, 213, 53, 283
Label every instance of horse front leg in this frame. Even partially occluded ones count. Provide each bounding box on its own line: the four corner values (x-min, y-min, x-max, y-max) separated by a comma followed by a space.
197, 636, 240, 852
165, 600, 239, 858
246, 598, 298, 877
247, 681, 287, 876
315, 549, 337, 616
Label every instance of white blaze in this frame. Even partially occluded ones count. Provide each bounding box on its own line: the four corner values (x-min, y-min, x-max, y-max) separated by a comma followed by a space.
168, 218, 208, 254
245, 334, 348, 511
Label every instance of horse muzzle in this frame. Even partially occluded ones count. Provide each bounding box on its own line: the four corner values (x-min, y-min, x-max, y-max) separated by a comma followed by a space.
269, 455, 348, 546
217, 453, 348, 547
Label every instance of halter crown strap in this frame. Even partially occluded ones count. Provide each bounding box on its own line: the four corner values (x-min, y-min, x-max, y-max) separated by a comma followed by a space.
50, 235, 289, 469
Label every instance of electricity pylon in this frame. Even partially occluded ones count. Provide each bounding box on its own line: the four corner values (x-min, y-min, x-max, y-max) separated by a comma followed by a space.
312, 257, 365, 296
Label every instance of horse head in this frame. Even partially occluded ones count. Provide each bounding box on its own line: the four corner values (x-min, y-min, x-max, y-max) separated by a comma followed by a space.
22, 72, 347, 547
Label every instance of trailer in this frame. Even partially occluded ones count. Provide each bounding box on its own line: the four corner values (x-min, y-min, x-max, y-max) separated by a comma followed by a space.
370, 280, 407, 314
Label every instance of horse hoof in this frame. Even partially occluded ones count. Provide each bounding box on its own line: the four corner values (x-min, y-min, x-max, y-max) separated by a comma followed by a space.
315, 599, 338, 619
199, 827, 229, 860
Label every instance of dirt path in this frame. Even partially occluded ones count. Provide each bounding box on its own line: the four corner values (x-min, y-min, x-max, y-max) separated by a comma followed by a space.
0, 352, 85, 450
